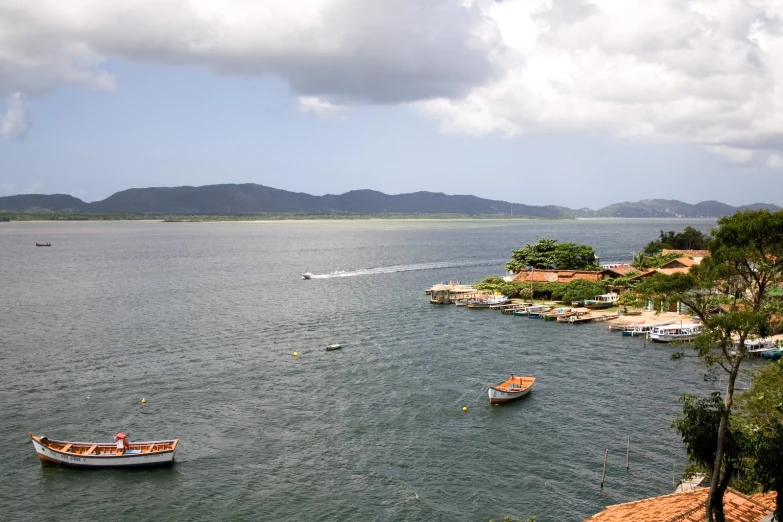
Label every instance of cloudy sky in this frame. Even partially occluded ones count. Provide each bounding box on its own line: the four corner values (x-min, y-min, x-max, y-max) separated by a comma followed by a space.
1, 0, 783, 208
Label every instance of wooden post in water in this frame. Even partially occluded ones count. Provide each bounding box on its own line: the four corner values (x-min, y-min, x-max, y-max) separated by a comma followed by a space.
672, 463, 676, 490
600, 449, 608, 488
626, 436, 630, 470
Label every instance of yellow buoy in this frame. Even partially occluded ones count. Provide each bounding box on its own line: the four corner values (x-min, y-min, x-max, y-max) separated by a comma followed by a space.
462, 406, 468, 413
141, 398, 146, 404
293, 352, 299, 357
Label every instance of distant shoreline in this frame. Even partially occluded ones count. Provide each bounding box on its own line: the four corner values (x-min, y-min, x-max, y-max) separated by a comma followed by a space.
0, 213, 568, 222
1, 214, 721, 223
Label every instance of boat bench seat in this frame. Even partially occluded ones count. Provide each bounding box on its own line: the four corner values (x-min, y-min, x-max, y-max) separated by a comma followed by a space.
86, 444, 98, 455
61, 444, 72, 452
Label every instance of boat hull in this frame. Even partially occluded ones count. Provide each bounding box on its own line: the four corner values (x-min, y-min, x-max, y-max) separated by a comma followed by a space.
488, 386, 532, 404
30, 435, 177, 469
584, 303, 613, 310
648, 333, 700, 343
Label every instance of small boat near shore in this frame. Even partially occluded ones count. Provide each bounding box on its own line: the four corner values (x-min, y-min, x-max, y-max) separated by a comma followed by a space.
543, 308, 574, 321
467, 295, 508, 308
301, 272, 314, 279
648, 323, 702, 343
29, 432, 179, 468
621, 320, 675, 337
584, 293, 619, 310
568, 312, 594, 324
488, 374, 535, 404
35, 242, 51, 247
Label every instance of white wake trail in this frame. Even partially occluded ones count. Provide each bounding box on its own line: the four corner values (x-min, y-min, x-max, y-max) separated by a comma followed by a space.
309, 259, 505, 279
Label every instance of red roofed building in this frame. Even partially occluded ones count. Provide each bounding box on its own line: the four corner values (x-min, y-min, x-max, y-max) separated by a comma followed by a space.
511, 269, 604, 284
584, 488, 776, 522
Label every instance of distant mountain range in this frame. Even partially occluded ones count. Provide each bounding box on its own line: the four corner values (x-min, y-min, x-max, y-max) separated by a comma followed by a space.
0, 183, 779, 218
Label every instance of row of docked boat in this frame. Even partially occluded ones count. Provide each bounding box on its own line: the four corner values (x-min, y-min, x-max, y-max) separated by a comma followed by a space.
463, 295, 509, 308
609, 320, 703, 342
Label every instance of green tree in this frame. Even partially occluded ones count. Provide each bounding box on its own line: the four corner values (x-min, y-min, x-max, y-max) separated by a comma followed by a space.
638, 210, 783, 521
506, 238, 599, 272
673, 393, 751, 522
643, 226, 710, 254
738, 360, 783, 517
560, 279, 606, 303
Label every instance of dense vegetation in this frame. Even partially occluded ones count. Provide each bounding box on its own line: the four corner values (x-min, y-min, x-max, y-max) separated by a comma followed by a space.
638, 209, 783, 521
505, 238, 600, 272
474, 276, 606, 302
642, 226, 710, 254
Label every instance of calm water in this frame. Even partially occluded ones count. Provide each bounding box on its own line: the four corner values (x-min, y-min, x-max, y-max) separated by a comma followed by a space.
0, 219, 721, 521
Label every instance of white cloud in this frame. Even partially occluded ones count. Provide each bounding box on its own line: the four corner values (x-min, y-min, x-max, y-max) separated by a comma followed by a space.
416, 0, 783, 164
297, 96, 346, 119
0, 184, 18, 194
0, 0, 497, 103
2, 0, 783, 164
767, 154, 783, 169
0, 92, 28, 138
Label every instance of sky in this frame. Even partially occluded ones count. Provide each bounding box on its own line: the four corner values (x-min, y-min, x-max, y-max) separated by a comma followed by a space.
1, 0, 783, 209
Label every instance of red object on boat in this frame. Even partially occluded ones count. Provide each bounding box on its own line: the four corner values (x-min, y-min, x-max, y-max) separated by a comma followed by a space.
114, 432, 130, 449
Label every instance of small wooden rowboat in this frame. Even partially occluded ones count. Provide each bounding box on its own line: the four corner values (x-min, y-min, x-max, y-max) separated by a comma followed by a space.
30, 432, 179, 468
488, 374, 535, 404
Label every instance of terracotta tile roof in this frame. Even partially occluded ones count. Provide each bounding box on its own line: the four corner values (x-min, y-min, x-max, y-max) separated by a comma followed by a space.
660, 257, 698, 269
602, 266, 639, 277
510, 269, 603, 284
584, 488, 775, 522
662, 249, 710, 258
657, 267, 692, 275
629, 269, 659, 280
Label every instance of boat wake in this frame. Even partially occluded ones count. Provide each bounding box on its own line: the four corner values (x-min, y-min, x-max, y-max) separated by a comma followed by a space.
309, 259, 505, 279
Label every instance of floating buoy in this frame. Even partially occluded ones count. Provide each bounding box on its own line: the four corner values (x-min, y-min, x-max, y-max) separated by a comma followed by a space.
293, 352, 299, 357
462, 406, 468, 413
141, 398, 146, 404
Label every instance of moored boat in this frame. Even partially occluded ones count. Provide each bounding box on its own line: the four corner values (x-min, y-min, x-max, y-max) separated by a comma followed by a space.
488, 374, 535, 404
584, 293, 619, 310
621, 320, 674, 337
732, 337, 778, 356
467, 295, 508, 308
35, 242, 51, 247
762, 349, 782, 360
29, 432, 179, 468
543, 308, 574, 321
326, 343, 342, 351
568, 312, 594, 323
648, 323, 702, 343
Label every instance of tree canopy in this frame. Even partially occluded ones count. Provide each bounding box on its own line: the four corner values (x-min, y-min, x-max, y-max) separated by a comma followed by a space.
638, 209, 783, 521
643, 226, 710, 254
506, 238, 600, 272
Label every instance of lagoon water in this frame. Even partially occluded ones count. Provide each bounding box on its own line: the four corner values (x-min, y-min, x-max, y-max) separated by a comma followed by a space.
0, 218, 722, 521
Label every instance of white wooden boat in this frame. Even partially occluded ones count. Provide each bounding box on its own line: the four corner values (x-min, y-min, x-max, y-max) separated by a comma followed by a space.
301, 272, 314, 279
621, 320, 674, 337
488, 374, 535, 404
648, 323, 702, 343
30, 432, 179, 468
732, 337, 778, 356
